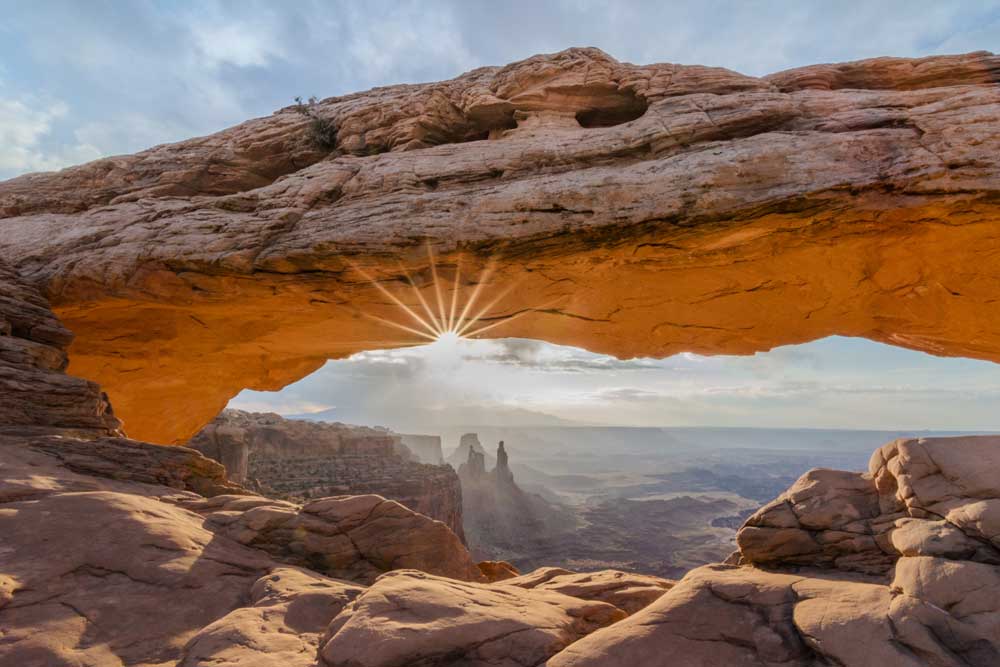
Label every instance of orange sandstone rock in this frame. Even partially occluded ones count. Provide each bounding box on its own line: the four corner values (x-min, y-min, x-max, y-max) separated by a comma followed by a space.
0, 48, 996, 443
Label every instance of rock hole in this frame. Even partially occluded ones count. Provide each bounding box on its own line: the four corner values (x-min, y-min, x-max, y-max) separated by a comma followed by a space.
575, 90, 649, 128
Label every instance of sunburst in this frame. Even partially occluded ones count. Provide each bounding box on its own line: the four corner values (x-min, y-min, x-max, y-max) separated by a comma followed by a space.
347, 245, 544, 346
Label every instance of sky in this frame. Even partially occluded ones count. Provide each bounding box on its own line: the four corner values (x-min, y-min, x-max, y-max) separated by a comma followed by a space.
230, 336, 1000, 432
1, 1, 998, 180
5, 1, 1000, 431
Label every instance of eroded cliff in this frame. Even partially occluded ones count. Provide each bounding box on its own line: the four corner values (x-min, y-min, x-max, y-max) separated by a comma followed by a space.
189, 409, 465, 539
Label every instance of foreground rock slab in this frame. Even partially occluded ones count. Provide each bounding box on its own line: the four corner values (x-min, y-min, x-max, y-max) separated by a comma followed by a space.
180, 567, 364, 667
504, 567, 674, 615
185, 493, 483, 584
551, 436, 1000, 667
320, 570, 626, 667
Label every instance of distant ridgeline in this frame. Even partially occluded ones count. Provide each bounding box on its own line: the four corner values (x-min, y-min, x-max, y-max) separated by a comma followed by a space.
188, 409, 463, 540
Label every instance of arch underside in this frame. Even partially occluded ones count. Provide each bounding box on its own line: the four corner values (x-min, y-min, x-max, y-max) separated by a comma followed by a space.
1, 48, 997, 443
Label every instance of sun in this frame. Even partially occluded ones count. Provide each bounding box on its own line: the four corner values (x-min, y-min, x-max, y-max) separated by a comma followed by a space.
434, 330, 463, 347
347, 245, 550, 348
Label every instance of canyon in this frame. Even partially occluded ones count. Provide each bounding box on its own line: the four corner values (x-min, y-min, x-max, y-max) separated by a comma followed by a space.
0, 47, 999, 666
455, 435, 577, 566
188, 410, 465, 539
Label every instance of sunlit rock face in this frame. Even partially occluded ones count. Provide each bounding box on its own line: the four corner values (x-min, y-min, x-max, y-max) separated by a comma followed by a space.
0, 49, 997, 444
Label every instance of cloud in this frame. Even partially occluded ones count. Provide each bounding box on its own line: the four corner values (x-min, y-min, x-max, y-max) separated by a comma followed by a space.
341, 3, 476, 82
587, 387, 662, 402
0, 95, 101, 176
1, 1, 996, 184
189, 18, 287, 69
462, 338, 665, 373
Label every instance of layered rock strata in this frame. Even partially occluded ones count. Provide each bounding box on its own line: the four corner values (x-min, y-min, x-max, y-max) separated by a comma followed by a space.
189, 409, 465, 539
0, 262, 120, 438
0, 49, 997, 444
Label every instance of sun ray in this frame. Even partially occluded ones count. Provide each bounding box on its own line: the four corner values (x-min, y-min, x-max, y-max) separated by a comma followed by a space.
347, 260, 441, 338
453, 260, 496, 334
456, 281, 518, 337
349, 250, 551, 345
398, 262, 445, 336
447, 256, 462, 333
427, 244, 449, 334
361, 313, 439, 342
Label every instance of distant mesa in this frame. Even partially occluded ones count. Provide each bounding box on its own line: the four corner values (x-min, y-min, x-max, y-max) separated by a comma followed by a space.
398, 433, 445, 464
188, 409, 465, 540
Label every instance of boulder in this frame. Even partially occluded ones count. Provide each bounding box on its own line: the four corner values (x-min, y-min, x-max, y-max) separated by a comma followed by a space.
187, 493, 483, 584
547, 565, 932, 667
180, 567, 365, 667
736, 468, 894, 574
504, 567, 674, 615
319, 570, 626, 667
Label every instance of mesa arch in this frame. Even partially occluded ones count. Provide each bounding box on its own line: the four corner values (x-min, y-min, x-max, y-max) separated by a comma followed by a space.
0, 48, 998, 444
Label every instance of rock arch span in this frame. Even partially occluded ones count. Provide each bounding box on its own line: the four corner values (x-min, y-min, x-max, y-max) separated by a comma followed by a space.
1, 48, 998, 444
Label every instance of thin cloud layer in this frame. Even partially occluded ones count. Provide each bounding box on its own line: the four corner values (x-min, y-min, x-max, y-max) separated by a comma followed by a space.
2, 1, 997, 179
231, 336, 1000, 431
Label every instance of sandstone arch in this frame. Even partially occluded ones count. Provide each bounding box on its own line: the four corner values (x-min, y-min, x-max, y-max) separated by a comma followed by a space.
1, 48, 998, 444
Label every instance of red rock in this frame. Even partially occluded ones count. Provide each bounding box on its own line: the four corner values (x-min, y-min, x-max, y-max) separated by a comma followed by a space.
0, 49, 996, 444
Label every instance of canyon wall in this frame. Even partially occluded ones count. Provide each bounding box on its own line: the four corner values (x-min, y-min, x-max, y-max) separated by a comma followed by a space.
399, 433, 445, 464
0, 49, 997, 443
189, 410, 465, 539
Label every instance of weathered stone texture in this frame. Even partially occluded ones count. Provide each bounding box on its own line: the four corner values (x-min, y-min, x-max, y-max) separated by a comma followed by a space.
0, 49, 996, 443
189, 409, 466, 539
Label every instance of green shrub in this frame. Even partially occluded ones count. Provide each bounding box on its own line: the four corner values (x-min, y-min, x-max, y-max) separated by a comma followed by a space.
294, 96, 338, 151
